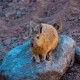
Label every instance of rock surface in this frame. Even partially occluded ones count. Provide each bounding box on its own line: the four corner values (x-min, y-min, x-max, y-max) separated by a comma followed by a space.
0, 35, 76, 80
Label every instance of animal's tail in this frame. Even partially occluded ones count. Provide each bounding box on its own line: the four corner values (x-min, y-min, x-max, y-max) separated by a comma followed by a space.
53, 21, 63, 33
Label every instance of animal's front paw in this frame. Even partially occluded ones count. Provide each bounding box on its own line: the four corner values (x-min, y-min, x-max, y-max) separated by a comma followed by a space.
41, 57, 46, 62
36, 59, 40, 64
32, 57, 40, 64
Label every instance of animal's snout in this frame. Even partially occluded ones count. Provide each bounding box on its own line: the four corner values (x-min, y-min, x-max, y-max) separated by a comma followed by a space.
30, 38, 35, 47
30, 42, 34, 47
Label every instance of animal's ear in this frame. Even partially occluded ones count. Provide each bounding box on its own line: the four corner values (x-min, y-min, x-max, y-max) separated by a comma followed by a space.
31, 27, 34, 33
29, 27, 34, 38
29, 21, 35, 33
53, 21, 62, 33
32, 27, 34, 32
39, 23, 43, 33
53, 23, 58, 29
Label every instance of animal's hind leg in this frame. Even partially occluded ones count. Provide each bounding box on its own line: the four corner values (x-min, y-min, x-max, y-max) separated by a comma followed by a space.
46, 51, 53, 61
41, 53, 47, 62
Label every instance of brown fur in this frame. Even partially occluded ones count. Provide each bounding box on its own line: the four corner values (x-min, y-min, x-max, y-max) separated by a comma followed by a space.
30, 22, 62, 63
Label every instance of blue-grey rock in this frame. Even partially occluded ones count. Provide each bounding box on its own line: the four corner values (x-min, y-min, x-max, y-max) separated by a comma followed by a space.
0, 35, 76, 80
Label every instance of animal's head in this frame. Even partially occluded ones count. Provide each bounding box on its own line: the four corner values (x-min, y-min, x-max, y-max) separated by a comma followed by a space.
30, 23, 43, 47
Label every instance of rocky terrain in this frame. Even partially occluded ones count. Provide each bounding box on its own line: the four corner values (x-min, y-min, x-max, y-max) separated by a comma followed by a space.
0, 0, 80, 80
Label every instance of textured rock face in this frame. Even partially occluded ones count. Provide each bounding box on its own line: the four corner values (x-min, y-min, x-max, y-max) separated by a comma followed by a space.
0, 35, 76, 80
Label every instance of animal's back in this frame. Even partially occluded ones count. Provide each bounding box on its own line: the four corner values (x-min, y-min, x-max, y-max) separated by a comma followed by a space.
41, 23, 59, 51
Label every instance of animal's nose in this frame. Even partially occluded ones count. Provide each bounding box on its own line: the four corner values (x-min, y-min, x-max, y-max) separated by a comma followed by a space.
30, 42, 34, 47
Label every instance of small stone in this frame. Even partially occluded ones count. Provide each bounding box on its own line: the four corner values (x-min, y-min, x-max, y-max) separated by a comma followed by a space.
11, 37, 17, 41
71, 7, 80, 16
5, 12, 10, 17
16, 10, 22, 18
23, 36, 28, 40
25, 0, 30, 5
5, 11, 16, 17
11, 42, 18, 48
68, 17, 76, 21
13, 0, 17, 3
6, 0, 13, 3
3, 38, 11, 45
0, 6, 2, 16
8, 3, 14, 7
2, 2, 8, 9
15, 34, 20, 37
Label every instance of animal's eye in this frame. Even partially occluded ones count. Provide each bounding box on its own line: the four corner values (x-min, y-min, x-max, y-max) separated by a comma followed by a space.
37, 36, 39, 39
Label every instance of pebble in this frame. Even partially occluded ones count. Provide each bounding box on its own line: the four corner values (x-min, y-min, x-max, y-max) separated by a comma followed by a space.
71, 7, 80, 16
23, 36, 28, 40
16, 10, 22, 18
3, 38, 11, 45
5, 11, 16, 17
6, 0, 13, 3
11, 37, 17, 41
11, 42, 18, 48
0, 6, 2, 16
25, 0, 30, 5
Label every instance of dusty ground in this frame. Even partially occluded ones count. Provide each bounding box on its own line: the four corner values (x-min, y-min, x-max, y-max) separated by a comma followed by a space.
0, 0, 80, 80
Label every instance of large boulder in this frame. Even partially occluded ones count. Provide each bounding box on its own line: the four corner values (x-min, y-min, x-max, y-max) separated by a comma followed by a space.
0, 35, 76, 80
